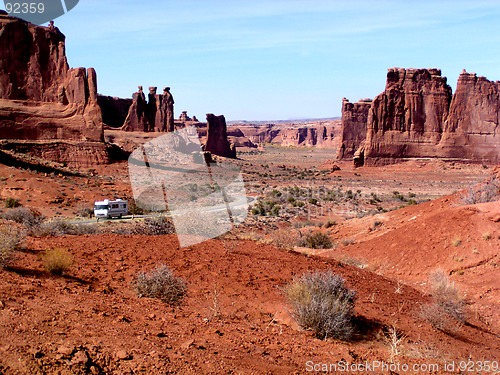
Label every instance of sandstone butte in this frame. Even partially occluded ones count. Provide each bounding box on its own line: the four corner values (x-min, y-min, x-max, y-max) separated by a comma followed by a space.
339, 68, 500, 166
0, 12, 109, 168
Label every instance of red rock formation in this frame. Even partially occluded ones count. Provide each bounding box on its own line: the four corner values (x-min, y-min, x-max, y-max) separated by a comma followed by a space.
340, 67, 499, 166
279, 125, 336, 147
227, 122, 340, 149
0, 14, 107, 167
205, 114, 236, 158
364, 68, 452, 164
337, 98, 371, 159
440, 71, 500, 162
122, 86, 174, 132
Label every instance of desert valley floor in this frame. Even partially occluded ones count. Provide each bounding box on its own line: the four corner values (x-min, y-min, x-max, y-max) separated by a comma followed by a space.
0, 140, 499, 374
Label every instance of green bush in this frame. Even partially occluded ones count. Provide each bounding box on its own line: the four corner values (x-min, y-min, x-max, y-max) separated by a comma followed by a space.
133, 264, 187, 305
299, 232, 333, 249
285, 271, 356, 340
4, 197, 21, 208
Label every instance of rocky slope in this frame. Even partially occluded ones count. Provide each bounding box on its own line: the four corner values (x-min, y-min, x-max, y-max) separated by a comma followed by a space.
339, 68, 499, 165
0, 14, 108, 168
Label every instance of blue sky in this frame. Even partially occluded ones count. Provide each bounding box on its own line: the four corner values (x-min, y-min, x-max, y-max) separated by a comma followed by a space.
38, 1, 500, 120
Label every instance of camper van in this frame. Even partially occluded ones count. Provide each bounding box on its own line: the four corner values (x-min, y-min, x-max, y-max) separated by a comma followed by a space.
94, 199, 128, 220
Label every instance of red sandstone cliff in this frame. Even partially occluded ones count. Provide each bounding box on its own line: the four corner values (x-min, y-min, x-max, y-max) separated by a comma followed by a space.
337, 98, 371, 159
440, 71, 500, 162
227, 122, 340, 149
0, 14, 107, 167
339, 68, 499, 166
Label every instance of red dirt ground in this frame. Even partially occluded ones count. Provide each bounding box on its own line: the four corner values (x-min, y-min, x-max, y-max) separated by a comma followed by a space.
0, 232, 498, 374
0, 156, 498, 374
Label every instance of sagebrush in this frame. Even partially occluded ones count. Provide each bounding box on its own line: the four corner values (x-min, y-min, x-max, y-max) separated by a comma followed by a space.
0, 225, 25, 268
32, 220, 98, 237
462, 175, 500, 204
133, 264, 187, 305
421, 269, 466, 332
0, 207, 44, 229
298, 232, 333, 249
285, 270, 356, 340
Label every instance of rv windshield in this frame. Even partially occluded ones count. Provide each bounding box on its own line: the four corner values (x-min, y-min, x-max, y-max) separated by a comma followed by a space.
94, 205, 109, 210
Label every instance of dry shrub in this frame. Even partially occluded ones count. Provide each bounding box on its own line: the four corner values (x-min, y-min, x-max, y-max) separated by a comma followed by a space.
76, 205, 93, 218
0, 207, 44, 230
33, 220, 76, 236
285, 271, 356, 340
0, 224, 25, 268
298, 231, 333, 249
42, 248, 73, 275
421, 269, 466, 332
132, 216, 175, 235
462, 175, 500, 204
133, 264, 187, 305
269, 228, 301, 249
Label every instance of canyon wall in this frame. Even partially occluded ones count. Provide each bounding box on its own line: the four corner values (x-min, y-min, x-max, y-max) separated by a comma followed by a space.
0, 14, 108, 167
228, 122, 340, 149
440, 72, 500, 162
339, 68, 499, 165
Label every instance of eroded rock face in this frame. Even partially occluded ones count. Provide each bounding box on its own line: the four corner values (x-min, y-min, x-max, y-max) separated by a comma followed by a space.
441, 72, 500, 162
365, 68, 452, 164
0, 14, 107, 167
340, 68, 499, 166
227, 122, 340, 149
337, 98, 371, 159
205, 114, 236, 158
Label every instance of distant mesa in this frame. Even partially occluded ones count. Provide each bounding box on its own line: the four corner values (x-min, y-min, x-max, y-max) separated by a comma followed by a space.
338, 67, 500, 166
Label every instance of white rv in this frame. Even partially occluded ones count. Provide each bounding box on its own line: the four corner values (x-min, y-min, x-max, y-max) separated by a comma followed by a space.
94, 199, 128, 220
